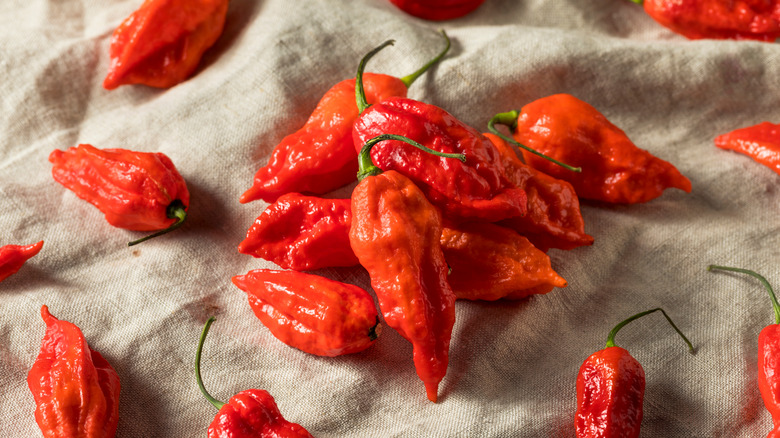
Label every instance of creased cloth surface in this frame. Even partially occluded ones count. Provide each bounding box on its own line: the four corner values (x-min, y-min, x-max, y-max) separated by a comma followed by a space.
2, 0, 779, 436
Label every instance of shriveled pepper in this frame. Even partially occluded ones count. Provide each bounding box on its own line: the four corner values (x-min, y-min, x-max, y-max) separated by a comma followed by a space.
575, 308, 693, 438
49, 144, 189, 246
0, 240, 43, 282
240, 33, 450, 204
634, 0, 780, 41
491, 94, 692, 204
232, 269, 380, 356
387, 0, 486, 21
28, 305, 121, 438
715, 122, 780, 175
196, 317, 314, 437
238, 193, 358, 271
103, 0, 229, 89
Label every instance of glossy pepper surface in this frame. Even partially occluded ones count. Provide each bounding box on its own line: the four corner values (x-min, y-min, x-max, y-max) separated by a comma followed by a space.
103, 0, 229, 89
240, 34, 450, 204
196, 317, 314, 437
0, 240, 43, 282
238, 193, 359, 271
28, 305, 121, 438
495, 94, 691, 204
388, 0, 486, 20
232, 269, 380, 356
50, 144, 189, 246
715, 122, 780, 175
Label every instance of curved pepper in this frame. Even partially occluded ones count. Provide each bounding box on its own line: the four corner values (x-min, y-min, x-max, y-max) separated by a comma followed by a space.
49, 144, 189, 246
103, 0, 229, 89
196, 317, 314, 437
387, 0, 486, 20
28, 305, 121, 438
0, 240, 43, 282
575, 308, 693, 438
232, 269, 380, 356
491, 94, 692, 204
240, 33, 450, 204
715, 122, 780, 175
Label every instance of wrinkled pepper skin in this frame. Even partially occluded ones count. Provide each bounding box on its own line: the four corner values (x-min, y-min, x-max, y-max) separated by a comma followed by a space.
0, 240, 43, 282
715, 122, 780, 175
760, 325, 780, 435
238, 193, 359, 270
484, 133, 593, 251
388, 0, 485, 20
512, 94, 691, 204
349, 170, 456, 402
232, 269, 380, 356
642, 0, 780, 41
575, 346, 645, 438
353, 97, 528, 223
28, 305, 121, 438
208, 389, 314, 438
50, 144, 189, 232
103, 0, 229, 89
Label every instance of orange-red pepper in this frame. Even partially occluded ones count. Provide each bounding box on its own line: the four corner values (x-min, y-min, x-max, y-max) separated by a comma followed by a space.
28, 305, 121, 438
387, 0, 486, 20
715, 121, 780, 175
0, 241, 43, 282
103, 0, 229, 89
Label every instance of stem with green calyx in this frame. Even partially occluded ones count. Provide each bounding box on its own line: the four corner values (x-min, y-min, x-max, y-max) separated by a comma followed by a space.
195, 316, 227, 410
707, 265, 780, 324
357, 134, 466, 181
488, 111, 582, 173
605, 307, 694, 353
399, 30, 451, 88
356, 40, 395, 114
127, 199, 187, 246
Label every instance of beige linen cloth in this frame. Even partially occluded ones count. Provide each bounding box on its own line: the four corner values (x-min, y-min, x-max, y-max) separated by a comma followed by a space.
2, 0, 780, 436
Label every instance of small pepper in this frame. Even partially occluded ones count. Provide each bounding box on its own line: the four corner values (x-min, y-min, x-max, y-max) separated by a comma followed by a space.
715, 122, 780, 175
0, 240, 43, 282
28, 305, 121, 438
387, 0, 486, 21
196, 317, 314, 437
232, 269, 380, 356
575, 308, 693, 438
491, 94, 692, 204
240, 32, 450, 204
49, 144, 189, 246
103, 0, 229, 89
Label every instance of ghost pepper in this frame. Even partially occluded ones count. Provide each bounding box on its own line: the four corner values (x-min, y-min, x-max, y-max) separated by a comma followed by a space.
0, 241, 43, 282
388, 0, 486, 21
715, 121, 780, 175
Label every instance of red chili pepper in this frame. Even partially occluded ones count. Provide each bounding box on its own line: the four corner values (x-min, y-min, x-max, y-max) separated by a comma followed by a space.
635, 0, 780, 41
0, 240, 43, 282
575, 308, 693, 438
28, 305, 121, 438
196, 317, 314, 437
387, 0, 486, 21
49, 144, 189, 246
232, 269, 380, 356
103, 0, 229, 89
715, 121, 780, 175
490, 94, 692, 204
240, 33, 450, 204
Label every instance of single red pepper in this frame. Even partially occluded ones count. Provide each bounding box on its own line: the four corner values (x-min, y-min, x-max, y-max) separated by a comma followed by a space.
196, 317, 314, 437
49, 144, 189, 246
232, 269, 380, 356
575, 308, 693, 438
28, 305, 121, 438
240, 33, 450, 204
0, 240, 43, 282
634, 0, 780, 41
238, 193, 359, 271
103, 0, 229, 89
387, 0, 486, 21
715, 122, 780, 175
491, 94, 692, 204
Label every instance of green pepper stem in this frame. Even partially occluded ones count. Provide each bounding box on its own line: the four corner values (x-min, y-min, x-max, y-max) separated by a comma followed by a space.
488, 111, 582, 173
399, 30, 451, 88
356, 40, 395, 114
195, 316, 227, 410
127, 200, 187, 246
357, 134, 466, 181
708, 265, 780, 325
605, 307, 694, 353
628, 0, 643, 4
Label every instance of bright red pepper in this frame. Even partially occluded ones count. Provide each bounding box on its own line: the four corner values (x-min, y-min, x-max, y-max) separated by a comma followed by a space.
575, 308, 693, 438
28, 305, 121, 438
103, 0, 229, 89
387, 0, 486, 20
240, 34, 450, 204
0, 240, 43, 282
196, 317, 314, 437
49, 144, 189, 246
715, 121, 780, 175
232, 269, 380, 356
